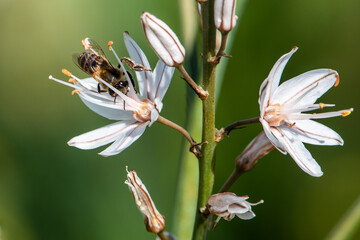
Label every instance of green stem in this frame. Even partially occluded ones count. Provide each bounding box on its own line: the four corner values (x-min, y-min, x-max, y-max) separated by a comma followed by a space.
193, 0, 217, 239
326, 195, 360, 240
157, 231, 168, 240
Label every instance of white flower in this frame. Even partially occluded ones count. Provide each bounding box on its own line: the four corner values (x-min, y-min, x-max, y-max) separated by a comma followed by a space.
214, 0, 237, 33
49, 32, 175, 156
125, 168, 165, 234
259, 47, 353, 177
141, 12, 185, 67
207, 193, 263, 225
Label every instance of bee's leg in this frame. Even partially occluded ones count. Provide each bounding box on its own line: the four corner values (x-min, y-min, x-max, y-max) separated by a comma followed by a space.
120, 57, 152, 72
97, 83, 108, 93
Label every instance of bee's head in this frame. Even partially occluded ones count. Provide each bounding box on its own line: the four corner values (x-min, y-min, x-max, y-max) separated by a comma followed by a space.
116, 81, 128, 89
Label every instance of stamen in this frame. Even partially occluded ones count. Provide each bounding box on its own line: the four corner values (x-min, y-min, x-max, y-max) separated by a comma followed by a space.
72, 89, 81, 95
107, 41, 113, 51
62, 69, 72, 77
319, 103, 325, 110
334, 74, 340, 87
68, 78, 77, 84
49, 75, 78, 89
342, 108, 353, 117
93, 75, 140, 108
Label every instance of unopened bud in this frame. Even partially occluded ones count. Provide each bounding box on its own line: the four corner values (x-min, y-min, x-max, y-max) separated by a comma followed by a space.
236, 131, 274, 173
207, 192, 263, 226
214, 0, 237, 33
125, 168, 165, 234
141, 12, 185, 67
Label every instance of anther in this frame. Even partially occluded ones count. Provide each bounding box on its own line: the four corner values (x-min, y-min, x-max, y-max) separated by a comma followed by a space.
288, 122, 296, 128
62, 69, 72, 77
334, 74, 340, 87
107, 41, 114, 51
71, 89, 81, 95
82, 39, 92, 51
319, 103, 325, 110
342, 109, 353, 117
68, 78, 77, 84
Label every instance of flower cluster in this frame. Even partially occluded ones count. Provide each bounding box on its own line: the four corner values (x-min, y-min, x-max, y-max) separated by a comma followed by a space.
49, 2, 353, 239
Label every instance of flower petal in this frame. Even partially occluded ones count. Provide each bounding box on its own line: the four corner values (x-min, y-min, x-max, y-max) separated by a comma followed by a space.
259, 47, 297, 116
79, 93, 134, 120
271, 69, 338, 108
284, 120, 343, 146
124, 32, 153, 99
68, 120, 138, 150
152, 59, 175, 102
260, 118, 287, 154
235, 211, 256, 220
99, 122, 148, 156
272, 127, 323, 177
268, 47, 298, 98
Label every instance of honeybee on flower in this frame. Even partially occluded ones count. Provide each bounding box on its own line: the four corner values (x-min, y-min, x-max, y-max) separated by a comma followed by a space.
49, 32, 175, 156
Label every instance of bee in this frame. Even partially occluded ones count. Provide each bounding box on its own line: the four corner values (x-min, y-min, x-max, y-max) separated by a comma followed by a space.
72, 38, 135, 100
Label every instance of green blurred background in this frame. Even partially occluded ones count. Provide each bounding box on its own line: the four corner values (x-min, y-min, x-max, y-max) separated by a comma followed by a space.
0, 0, 359, 239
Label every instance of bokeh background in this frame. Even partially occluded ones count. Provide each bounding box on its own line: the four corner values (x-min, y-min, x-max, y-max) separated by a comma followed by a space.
0, 0, 359, 239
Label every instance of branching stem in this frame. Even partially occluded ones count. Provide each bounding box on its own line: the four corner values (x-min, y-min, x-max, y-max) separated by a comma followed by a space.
209, 32, 230, 64
177, 64, 209, 100
157, 115, 201, 158
216, 117, 260, 142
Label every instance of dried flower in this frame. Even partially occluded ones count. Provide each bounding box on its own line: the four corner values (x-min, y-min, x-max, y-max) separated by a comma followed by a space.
259, 46, 353, 177
214, 0, 237, 32
207, 193, 263, 226
49, 32, 174, 156
141, 12, 185, 67
125, 168, 165, 234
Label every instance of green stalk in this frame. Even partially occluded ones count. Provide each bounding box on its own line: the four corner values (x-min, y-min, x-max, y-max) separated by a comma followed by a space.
326, 195, 360, 240
193, 1, 217, 239
173, 1, 248, 239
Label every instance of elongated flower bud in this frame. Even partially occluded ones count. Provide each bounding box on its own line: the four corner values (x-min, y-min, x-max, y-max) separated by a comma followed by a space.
214, 0, 237, 32
236, 131, 274, 173
125, 168, 165, 234
141, 12, 185, 67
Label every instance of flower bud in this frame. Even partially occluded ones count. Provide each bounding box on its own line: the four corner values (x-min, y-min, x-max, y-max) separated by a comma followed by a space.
207, 192, 263, 226
214, 0, 237, 33
125, 168, 165, 234
235, 131, 274, 173
141, 12, 185, 67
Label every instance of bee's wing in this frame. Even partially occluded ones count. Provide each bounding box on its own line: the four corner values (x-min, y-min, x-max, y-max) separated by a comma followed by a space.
85, 38, 119, 69
83, 38, 107, 59
72, 52, 88, 74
